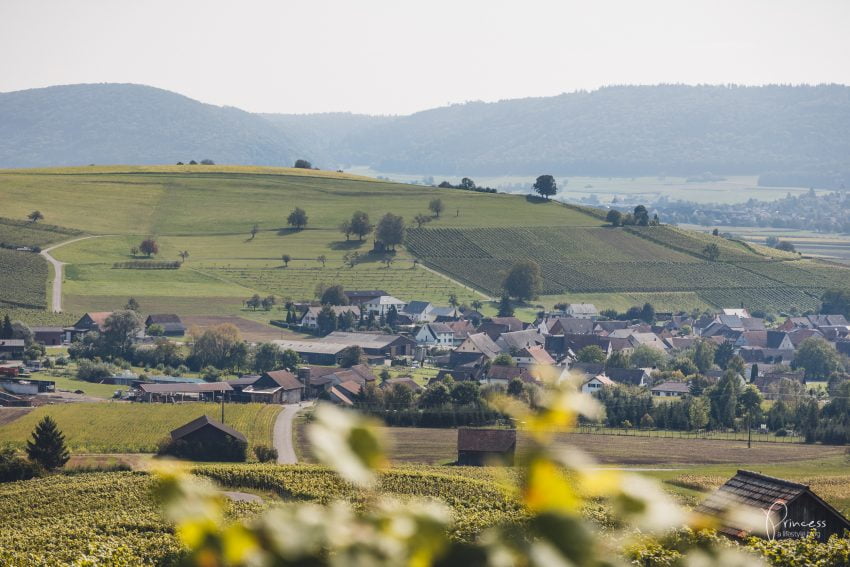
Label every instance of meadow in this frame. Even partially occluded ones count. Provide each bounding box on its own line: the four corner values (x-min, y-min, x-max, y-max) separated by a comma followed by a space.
3, 165, 850, 320
0, 402, 280, 453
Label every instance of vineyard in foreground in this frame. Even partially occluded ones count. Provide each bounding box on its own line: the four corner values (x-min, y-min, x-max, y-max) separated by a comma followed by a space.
2, 467, 850, 565
0, 403, 280, 454
406, 225, 850, 312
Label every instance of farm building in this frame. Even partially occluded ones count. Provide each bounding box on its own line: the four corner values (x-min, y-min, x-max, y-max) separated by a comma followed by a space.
0, 339, 25, 360
144, 314, 186, 336
167, 415, 247, 462
344, 290, 388, 306
136, 382, 231, 402
581, 374, 613, 394
457, 428, 517, 466
64, 312, 112, 342
0, 377, 54, 395
228, 370, 303, 404
296, 364, 376, 398
696, 470, 850, 542
32, 326, 63, 346
362, 295, 407, 316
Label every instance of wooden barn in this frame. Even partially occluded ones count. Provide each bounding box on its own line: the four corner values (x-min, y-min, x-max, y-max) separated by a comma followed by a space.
696, 470, 850, 542
170, 415, 246, 446
456, 428, 516, 466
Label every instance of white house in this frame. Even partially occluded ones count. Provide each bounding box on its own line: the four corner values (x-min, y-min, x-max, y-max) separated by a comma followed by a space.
363, 295, 407, 316
581, 374, 613, 394
300, 306, 361, 329
651, 381, 690, 397
403, 301, 435, 323
415, 323, 455, 347
565, 304, 599, 319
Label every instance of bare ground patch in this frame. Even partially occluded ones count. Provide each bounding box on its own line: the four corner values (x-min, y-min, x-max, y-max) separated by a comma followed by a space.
182, 315, 302, 342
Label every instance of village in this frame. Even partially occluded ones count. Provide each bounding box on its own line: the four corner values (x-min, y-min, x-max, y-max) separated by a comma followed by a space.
3, 290, 849, 441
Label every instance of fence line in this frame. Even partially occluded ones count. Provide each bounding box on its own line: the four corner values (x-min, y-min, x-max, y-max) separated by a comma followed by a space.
573, 425, 804, 444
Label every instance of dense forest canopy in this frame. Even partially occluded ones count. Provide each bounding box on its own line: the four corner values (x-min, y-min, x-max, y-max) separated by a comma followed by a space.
1, 83, 849, 185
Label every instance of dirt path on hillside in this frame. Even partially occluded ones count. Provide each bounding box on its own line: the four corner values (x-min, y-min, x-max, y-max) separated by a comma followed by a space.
40, 235, 105, 312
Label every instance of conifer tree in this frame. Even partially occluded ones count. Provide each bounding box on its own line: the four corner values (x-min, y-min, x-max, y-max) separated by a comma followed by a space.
26, 416, 70, 471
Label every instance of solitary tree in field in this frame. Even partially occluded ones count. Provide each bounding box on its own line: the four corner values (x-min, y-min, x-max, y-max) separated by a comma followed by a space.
250, 224, 259, 240
130, 246, 140, 257
125, 297, 140, 312
448, 293, 459, 307
293, 159, 312, 169
27, 210, 44, 223
317, 255, 327, 268
413, 213, 431, 228
606, 209, 622, 226
702, 243, 720, 261
139, 238, 159, 257
633, 205, 650, 226
339, 220, 353, 240
178, 250, 190, 263
349, 211, 373, 241
375, 213, 405, 251
502, 260, 542, 301
247, 294, 262, 310
281, 254, 291, 267
533, 175, 557, 200
382, 256, 394, 269
429, 198, 444, 218
287, 207, 308, 230
343, 252, 359, 269
26, 416, 70, 471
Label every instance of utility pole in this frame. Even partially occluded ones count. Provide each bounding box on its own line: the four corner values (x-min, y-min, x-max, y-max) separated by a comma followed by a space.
747, 412, 751, 449
221, 393, 225, 424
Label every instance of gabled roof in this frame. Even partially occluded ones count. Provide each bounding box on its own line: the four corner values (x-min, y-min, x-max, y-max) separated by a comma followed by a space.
651, 381, 690, 393
566, 303, 598, 315
146, 314, 182, 324
337, 380, 363, 398
403, 301, 432, 315
329, 385, 354, 406
488, 317, 525, 331
364, 295, 406, 305
303, 305, 360, 318
424, 322, 454, 335
170, 415, 246, 442
263, 370, 303, 390
695, 470, 850, 538
550, 317, 594, 335
457, 428, 516, 452
78, 312, 113, 329
431, 306, 461, 318
459, 333, 502, 360
604, 367, 649, 386
568, 362, 605, 376
497, 329, 544, 351
518, 345, 556, 366
487, 365, 532, 382
586, 374, 614, 386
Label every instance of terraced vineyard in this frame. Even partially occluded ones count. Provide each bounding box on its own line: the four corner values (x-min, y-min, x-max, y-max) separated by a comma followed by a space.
0, 248, 49, 309
406, 226, 850, 312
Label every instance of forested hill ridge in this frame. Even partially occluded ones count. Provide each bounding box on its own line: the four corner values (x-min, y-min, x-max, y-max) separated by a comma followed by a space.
0, 84, 301, 168
2, 83, 849, 185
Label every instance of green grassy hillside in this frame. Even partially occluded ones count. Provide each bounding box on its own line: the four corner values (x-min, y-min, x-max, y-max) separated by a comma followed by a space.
0, 165, 846, 318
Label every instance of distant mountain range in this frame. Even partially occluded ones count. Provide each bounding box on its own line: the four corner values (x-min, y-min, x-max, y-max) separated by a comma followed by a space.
2, 83, 849, 185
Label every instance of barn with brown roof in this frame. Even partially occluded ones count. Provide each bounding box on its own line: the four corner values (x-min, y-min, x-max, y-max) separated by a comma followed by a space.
696, 470, 850, 542
457, 428, 517, 466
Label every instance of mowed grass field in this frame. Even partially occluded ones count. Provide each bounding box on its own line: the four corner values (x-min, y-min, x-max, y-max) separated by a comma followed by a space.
0, 165, 597, 317
0, 402, 280, 454
3, 164, 850, 319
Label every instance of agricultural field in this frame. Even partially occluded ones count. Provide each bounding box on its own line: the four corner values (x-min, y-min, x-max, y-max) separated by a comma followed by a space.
406, 224, 850, 313
3, 165, 848, 321
0, 402, 280, 453
0, 248, 49, 309
0, 216, 81, 248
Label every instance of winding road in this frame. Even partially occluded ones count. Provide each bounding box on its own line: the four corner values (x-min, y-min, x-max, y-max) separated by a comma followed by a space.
274, 401, 313, 464
40, 235, 102, 312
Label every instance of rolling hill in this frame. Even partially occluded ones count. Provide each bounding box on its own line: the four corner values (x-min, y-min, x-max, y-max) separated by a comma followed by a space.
0, 165, 846, 320
0, 84, 301, 168
2, 84, 850, 185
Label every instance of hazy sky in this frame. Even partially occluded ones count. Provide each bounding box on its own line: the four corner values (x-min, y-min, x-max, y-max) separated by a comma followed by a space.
2, 0, 848, 115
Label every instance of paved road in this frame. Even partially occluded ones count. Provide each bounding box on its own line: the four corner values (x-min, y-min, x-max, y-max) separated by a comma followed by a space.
274, 401, 313, 464
40, 235, 102, 312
